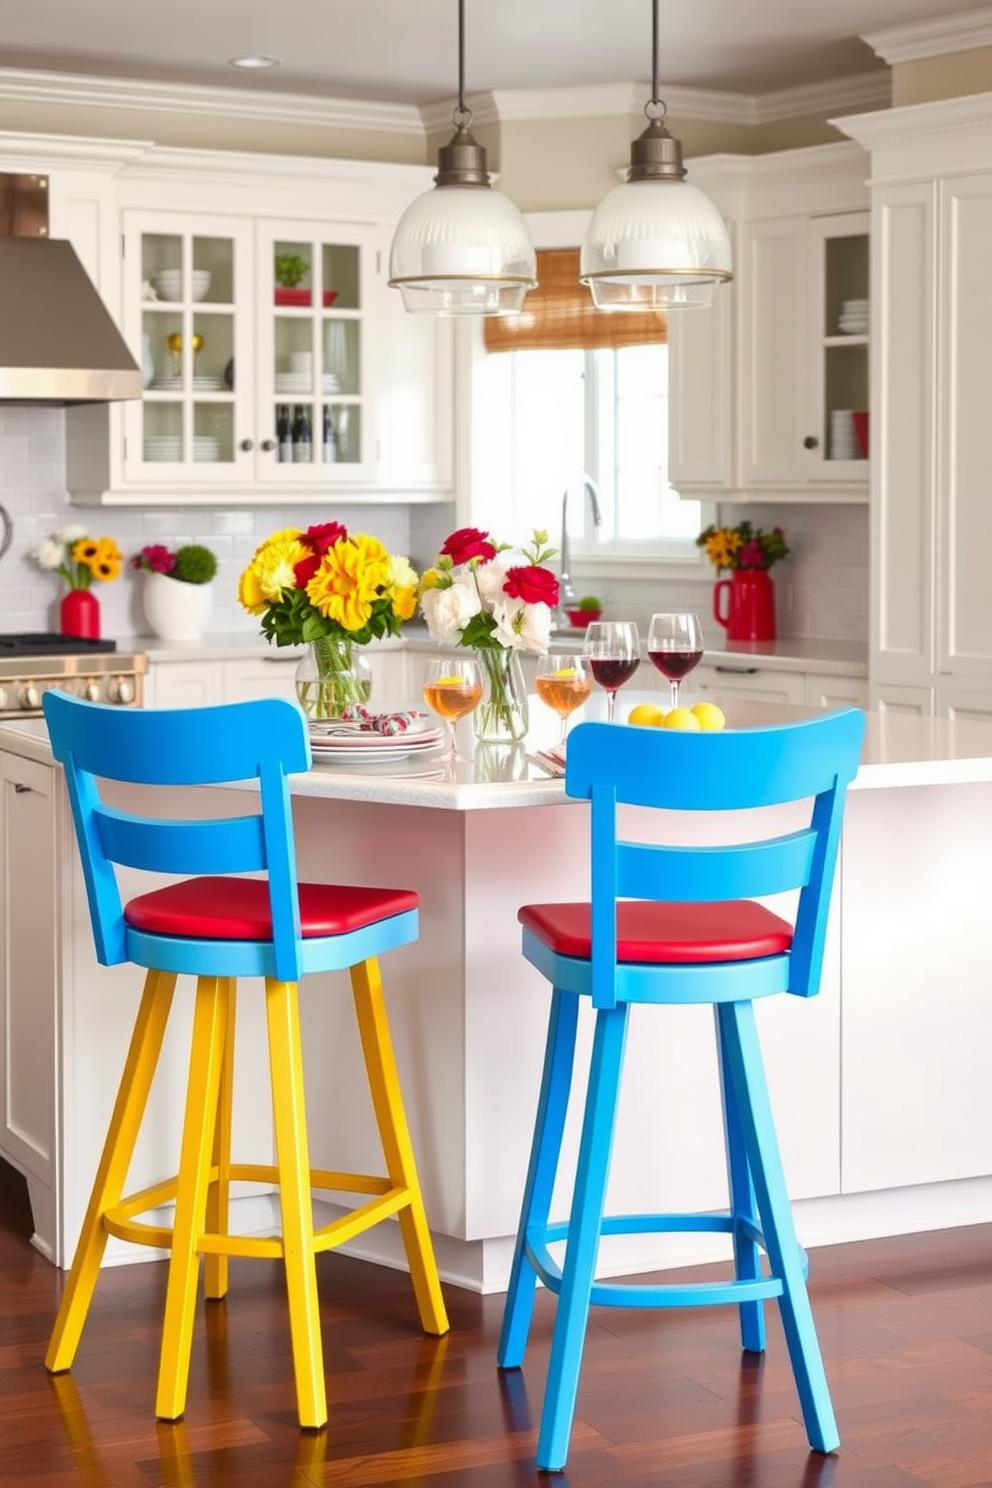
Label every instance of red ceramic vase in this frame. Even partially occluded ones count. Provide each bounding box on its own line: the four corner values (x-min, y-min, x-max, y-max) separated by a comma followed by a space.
60, 588, 101, 640
713, 568, 776, 642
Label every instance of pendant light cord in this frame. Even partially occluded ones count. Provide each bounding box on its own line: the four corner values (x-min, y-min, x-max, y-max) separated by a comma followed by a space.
647, 0, 666, 120
453, 0, 471, 129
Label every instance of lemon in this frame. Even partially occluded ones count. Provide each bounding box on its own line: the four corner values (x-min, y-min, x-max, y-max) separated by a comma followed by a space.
662, 706, 702, 731
627, 702, 666, 727
554, 667, 577, 678
434, 675, 467, 686
691, 702, 726, 731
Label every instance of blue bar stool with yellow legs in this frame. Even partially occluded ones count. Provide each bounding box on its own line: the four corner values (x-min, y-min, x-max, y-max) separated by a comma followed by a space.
498, 709, 865, 1472
42, 691, 448, 1429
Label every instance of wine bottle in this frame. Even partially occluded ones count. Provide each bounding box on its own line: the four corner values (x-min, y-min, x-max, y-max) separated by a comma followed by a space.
292, 404, 312, 463
322, 405, 338, 464
276, 404, 292, 463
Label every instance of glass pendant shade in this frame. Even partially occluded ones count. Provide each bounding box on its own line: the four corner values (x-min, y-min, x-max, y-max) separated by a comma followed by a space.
389, 181, 537, 316
581, 176, 732, 311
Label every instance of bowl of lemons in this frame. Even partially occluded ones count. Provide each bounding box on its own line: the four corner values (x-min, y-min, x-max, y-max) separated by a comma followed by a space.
626, 700, 726, 731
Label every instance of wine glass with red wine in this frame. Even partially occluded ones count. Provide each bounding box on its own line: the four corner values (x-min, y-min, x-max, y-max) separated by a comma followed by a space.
583, 621, 641, 723
647, 611, 704, 711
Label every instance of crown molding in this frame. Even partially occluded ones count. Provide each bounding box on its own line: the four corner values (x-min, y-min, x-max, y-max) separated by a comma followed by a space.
835, 89, 992, 148
755, 70, 890, 123
864, 5, 992, 65
0, 67, 424, 135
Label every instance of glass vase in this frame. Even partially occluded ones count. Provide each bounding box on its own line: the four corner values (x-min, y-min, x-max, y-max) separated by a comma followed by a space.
295, 634, 372, 720
473, 646, 529, 744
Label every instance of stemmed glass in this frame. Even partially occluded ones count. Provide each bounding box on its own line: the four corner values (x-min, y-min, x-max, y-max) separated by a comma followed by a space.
534, 654, 593, 745
647, 611, 704, 711
583, 621, 641, 723
422, 656, 483, 763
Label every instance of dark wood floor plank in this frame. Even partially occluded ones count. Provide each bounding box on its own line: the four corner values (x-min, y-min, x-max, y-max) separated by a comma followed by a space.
1, 1160, 990, 1485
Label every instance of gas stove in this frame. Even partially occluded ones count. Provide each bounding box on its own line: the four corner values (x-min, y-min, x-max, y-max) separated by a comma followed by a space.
0, 634, 148, 717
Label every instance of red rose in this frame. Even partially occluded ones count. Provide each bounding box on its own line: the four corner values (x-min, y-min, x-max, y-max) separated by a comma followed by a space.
502, 564, 559, 608
293, 555, 321, 588
303, 521, 348, 556
441, 527, 497, 566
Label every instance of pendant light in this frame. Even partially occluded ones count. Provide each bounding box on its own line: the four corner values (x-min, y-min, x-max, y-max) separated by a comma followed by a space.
581, 0, 732, 310
389, 0, 536, 316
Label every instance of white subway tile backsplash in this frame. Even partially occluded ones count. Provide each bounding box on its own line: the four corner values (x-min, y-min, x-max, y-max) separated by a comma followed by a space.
0, 412, 869, 643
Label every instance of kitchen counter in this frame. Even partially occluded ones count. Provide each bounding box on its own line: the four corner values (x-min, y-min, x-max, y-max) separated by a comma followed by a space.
118, 628, 868, 678
4, 701, 988, 1290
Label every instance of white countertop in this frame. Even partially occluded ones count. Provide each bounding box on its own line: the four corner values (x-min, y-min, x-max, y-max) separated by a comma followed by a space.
117, 629, 868, 677
7, 696, 992, 809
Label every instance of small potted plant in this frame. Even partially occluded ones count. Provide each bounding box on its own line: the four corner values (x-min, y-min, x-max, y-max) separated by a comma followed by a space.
132, 542, 218, 642
565, 594, 603, 629
274, 252, 310, 307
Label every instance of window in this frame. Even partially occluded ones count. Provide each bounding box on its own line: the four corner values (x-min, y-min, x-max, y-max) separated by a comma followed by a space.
470, 339, 708, 571
467, 229, 710, 575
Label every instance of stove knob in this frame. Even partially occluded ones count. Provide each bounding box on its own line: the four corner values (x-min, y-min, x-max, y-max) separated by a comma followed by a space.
109, 676, 134, 705
83, 679, 102, 703
20, 683, 41, 711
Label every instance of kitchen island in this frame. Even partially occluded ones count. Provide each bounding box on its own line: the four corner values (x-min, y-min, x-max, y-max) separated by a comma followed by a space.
1, 699, 990, 1290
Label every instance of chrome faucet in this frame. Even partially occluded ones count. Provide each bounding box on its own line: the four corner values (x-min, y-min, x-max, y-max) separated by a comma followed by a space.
554, 476, 603, 628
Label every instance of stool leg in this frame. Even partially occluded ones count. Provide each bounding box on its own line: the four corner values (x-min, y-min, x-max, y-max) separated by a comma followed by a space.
718, 1001, 840, 1454
265, 977, 326, 1430
156, 976, 228, 1422
716, 1005, 765, 1354
46, 969, 177, 1374
350, 957, 448, 1338
204, 978, 236, 1302
498, 986, 580, 1370
538, 1001, 629, 1473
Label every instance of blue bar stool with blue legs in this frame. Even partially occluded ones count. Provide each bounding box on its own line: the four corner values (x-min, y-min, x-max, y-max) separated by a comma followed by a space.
498, 709, 865, 1472
42, 691, 448, 1429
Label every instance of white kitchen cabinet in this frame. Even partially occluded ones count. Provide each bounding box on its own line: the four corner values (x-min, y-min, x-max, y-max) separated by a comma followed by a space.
65, 145, 454, 507
669, 144, 870, 505
842, 98, 992, 719
739, 210, 869, 495
806, 674, 868, 710
691, 661, 807, 705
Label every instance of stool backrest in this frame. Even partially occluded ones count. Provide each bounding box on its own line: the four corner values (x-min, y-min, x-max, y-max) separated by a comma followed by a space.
564, 710, 865, 1006
42, 691, 311, 980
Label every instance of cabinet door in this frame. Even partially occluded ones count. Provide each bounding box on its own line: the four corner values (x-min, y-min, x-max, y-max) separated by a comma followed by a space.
0, 754, 57, 1207
740, 212, 869, 495
122, 212, 254, 488
668, 281, 733, 490
807, 674, 868, 710
144, 660, 222, 709
692, 663, 806, 704
254, 219, 378, 486
223, 655, 301, 705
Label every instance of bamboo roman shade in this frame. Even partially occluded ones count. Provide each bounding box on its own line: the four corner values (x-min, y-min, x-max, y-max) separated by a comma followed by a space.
482, 249, 667, 354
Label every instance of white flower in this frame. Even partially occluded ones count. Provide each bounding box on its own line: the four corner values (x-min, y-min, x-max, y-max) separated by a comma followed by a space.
54, 524, 88, 545
474, 550, 518, 608
491, 598, 553, 654
389, 553, 418, 591
33, 537, 66, 571
421, 578, 482, 646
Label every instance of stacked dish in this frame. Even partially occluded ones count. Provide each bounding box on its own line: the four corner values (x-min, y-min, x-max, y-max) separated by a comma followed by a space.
838, 298, 869, 334
274, 372, 340, 396
307, 712, 443, 764
142, 435, 222, 463
150, 376, 225, 393
152, 269, 212, 302
829, 409, 859, 460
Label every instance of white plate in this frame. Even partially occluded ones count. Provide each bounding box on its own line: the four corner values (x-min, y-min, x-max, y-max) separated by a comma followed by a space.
309, 729, 443, 754
308, 738, 444, 763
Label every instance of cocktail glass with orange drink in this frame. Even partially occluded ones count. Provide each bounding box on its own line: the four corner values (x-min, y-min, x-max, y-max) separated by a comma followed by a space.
534, 654, 593, 744
422, 656, 483, 762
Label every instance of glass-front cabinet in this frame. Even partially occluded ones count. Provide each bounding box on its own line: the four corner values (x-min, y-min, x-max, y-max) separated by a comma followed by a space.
120, 212, 377, 492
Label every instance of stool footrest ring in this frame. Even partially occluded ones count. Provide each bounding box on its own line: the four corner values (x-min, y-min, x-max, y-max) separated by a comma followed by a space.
525, 1211, 805, 1310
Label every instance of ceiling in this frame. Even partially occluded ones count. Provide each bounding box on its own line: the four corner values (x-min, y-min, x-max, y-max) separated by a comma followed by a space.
0, 1, 987, 108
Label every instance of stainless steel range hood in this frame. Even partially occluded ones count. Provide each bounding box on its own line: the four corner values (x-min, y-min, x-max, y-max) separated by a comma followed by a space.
0, 236, 142, 404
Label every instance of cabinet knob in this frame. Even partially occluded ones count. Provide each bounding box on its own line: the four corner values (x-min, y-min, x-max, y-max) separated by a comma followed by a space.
260, 439, 276, 452
802, 435, 819, 450
239, 438, 254, 452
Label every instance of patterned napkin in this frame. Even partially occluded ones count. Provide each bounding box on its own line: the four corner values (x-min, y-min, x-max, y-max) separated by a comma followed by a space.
308, 704, 426, 737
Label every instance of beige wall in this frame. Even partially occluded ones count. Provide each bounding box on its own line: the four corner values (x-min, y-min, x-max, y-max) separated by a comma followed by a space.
892, 47, 992, 107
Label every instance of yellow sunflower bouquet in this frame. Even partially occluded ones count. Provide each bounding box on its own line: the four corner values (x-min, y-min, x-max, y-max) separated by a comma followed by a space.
238, 522, 419, 716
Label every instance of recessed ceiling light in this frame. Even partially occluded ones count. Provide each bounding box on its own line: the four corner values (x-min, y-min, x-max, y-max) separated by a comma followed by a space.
228, 55, 282, 70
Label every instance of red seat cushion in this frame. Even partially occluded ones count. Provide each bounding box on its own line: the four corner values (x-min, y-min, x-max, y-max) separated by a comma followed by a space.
124, 876, 419, 941
518, 900, 793, 964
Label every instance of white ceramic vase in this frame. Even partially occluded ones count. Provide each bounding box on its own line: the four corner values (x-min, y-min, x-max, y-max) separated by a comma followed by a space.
142, 570, 214, 642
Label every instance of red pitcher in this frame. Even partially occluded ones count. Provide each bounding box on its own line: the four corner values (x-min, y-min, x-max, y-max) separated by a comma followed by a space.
713, 568, 776, 642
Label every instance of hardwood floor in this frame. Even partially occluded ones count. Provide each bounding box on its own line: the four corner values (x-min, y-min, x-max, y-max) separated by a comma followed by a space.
1, 1159, 989, 1487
